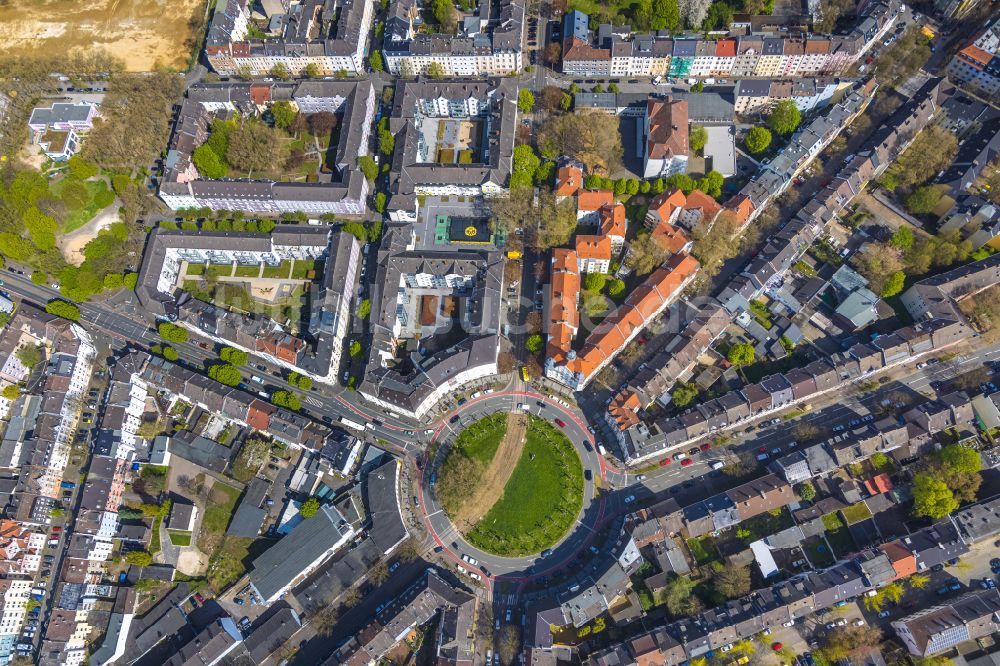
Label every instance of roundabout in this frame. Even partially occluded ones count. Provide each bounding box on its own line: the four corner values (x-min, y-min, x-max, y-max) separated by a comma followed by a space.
417, 389, 610, 591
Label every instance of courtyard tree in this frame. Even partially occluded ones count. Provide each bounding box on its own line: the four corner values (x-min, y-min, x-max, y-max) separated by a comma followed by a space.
368, 51, 384, 72
912, 473, 958, 519
689, 124, 708, 153
269, 63, 290, 80
226, 120, 285, 175
797, 481, 816, 501
270, 101, 296, 129
713, 563, 751, 599
308, 111, 338, 136
767, 100, 801, 136
625, 233, 666, 276
881, 271, 906, 298
607, 278, 625, 297
517, 88, 535, 114
300, 497, 320, 518
426, 61, 445, 79
728, 342, 755, 366
745, 126, 772, 154
905, 186, 943, 215
584, 273, 606, 292
671, 382, 699, 408
526, 334, 544, 354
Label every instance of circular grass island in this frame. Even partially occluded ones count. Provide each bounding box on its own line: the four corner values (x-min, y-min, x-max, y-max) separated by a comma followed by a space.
435, 412, 584, 557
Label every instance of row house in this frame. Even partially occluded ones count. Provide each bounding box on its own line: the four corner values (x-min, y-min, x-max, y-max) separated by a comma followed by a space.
892, 590, 1000, 656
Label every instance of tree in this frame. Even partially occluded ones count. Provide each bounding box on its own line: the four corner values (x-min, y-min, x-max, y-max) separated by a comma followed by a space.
126, 551, 153, 567
272, 390, 303, 411
305, 63, 321, 78
158, 322, 189, 343
308, 111, 338, 136
300, 497, 320, 518
0, 233, 33, 262
207, 363, 241, 387
881, 271, 906, 298
192, 144, 227, 178
431, 0, 457, 27
909, 572, 931, 589
226, 120, 285, 175
607, 278, 625, 297
767, 100, 802, 136
905, 186, 943, 215
350, 340, 362, 357
368, 51, 384, 72
697, 170, 724, 198
912, 473, 958, 519
690, 125, 708, 153
1, 384, 20, 401
67, 155, 98, 180
358, 299, 372, 320
678, 0, 712, 30
560, 92, 572, 112
650, 0, 681, 30
626, 233, 667, 275
517, 89, 535, 114
220, 347, 249, 366
664, 574, 702, 618
526, 334, 544, 354
510, 144, 541, 190
269, 62, 290, 80
538, 113, 623, 176
427, 61, 445, 79
671, 382, 699, 408
821, 625, 883, 662
938, 444, 982, 474
370, 559, 389, 585
712, 564, 751, 599
727, 342, 755, 366
45, 300, 81, 321
745, 126, 772, 154
270, 101, 296, 130
24, 207, 58, 251
798, 481, 816, 501
584, 272, 606, 292
15, 343, 42, 368
887, 126, 958, 191
888, 226, 914, 250
358, 155, 378, 183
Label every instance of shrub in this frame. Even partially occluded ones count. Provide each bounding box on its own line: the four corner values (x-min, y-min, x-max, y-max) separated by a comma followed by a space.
45, 300, 80, 321
300, 497, 320, 517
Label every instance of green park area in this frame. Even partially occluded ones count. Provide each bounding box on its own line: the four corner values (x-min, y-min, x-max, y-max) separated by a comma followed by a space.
465, 416, 584, 557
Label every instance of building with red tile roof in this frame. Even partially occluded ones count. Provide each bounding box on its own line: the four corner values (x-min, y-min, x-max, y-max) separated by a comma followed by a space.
546, 252, 699, 389
576, 235, 613, 273
577, 189, 615, 223
608, 389, 642, 430
650, 221, 692, 256
863, 473, 894, 496
546, 249, 581, 365
645, 189, 687, 228
879, 541, 917, 581
677, 190, 722, 230
725, 194, 755, 227
599, 203, 627, 252
555, 164, 584, 198
643, 98, 689, 179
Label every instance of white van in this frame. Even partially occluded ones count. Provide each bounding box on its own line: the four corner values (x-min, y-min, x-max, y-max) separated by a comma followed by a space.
711, 461, 725, 470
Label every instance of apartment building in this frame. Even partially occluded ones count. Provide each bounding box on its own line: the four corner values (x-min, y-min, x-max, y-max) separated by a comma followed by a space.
382, 0, 524, 76
360, 224, 503, 419
159, 80, 375, 215
385, 79, 517, 222
135, 227, 358, 383
643, 97, 689, 179
892, 590, 1000, 656
561, 1, 898, 78
545, 252, 699, 391
734, 78, 846, 114
204, 0, 373, 76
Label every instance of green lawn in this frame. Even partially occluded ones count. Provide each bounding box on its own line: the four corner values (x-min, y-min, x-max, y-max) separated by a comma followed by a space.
149, 516, 162, 555
290, 259, 321, 280
187, 263, 206, 276
201, 481, 240, 536
52, 179, 116, 234
840, 502, 873, 525
168, 530, 192, 547
466, 416, 583, 556
687, 536, 716, 565
262, 261, 292, 279
803, 534, 835, 567
234, 264, 260, 278
437, 413, 507, 513
821, 512, 857, 556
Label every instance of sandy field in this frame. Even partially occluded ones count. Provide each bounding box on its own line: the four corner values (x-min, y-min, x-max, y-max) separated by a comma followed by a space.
0, 0, 207, 71
453, 412, 528, 532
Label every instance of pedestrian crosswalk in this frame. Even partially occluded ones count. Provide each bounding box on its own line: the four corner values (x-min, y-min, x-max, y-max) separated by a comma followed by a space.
304, 395, 323, 408
494, 592, 518, 606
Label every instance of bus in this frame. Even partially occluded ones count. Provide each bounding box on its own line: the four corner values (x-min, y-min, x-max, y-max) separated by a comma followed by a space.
521, 366, 530, 381
339, 417, 365, 432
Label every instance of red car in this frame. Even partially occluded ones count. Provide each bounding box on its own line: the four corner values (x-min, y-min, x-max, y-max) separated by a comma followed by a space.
659, 458, 672, 466
555, 418, 566, 428
772, 643, 783, 652
758, 446, 767, 453
700, 442, 711, 451
195, 593, 205, 604
681, 458, 693, 467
